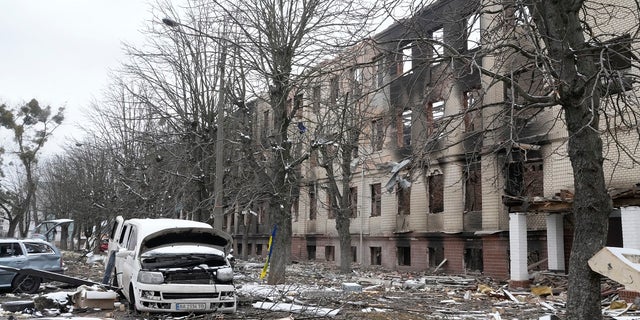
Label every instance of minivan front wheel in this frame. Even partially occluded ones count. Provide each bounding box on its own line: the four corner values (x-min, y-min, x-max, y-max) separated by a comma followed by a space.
12, 275, 41, 294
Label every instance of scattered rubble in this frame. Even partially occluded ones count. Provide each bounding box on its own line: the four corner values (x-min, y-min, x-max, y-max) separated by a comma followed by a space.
0, 251, 639, 319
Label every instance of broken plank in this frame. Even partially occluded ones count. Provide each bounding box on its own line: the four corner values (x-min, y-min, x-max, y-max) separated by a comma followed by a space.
0, 265, 115, 290
502, 289, 523, 304
433, 259, 447, 273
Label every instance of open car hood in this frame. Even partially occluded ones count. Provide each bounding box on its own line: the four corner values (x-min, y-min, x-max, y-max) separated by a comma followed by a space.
140, 227, 232, 255
31, 219, 74, 241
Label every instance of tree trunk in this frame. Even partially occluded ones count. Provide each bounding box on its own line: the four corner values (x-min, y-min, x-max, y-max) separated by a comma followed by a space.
7, 219, 18, 238
530, 1, 610, 318
267, 201, 291, 284
336, 211, 352, 273
242, 218, 250, 260
60, 225, 69, 250
265, 82, 295, 284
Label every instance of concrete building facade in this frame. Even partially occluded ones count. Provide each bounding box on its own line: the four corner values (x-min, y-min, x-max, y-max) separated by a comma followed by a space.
230, 0, 640, 283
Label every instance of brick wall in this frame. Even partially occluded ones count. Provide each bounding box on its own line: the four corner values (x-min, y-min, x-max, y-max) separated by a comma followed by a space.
482, 234, 510, 280
444, 237, 465, 274
291, 237, 307, 261
412, 240, 429, 270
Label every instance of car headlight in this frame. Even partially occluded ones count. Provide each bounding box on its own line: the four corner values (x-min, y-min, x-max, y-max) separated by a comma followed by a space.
216, 267, 233, 282
137, 271, 164, 284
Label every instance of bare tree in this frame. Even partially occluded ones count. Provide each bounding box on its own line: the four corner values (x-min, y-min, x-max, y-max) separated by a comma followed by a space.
39, 142, 121, 250
205, 0, 377, 284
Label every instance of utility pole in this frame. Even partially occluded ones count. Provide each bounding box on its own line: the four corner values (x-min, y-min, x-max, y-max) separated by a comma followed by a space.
162, 17, 227, 230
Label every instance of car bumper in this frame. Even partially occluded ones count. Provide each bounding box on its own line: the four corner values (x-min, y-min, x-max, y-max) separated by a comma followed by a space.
134, 283, 236, 313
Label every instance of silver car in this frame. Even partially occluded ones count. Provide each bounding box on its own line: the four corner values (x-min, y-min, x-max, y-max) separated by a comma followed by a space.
0, 238, 64, 293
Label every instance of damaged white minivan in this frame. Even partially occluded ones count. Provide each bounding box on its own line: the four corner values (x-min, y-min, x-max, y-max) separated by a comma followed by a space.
106, 216, 236, 313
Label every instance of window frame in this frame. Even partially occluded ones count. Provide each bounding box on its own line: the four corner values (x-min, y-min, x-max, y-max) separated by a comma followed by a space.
309, 184, 317, 220
397, 183, 411, 215
371, 183, 382, 217
371, 118, 384, 151
428, 173, 444, 214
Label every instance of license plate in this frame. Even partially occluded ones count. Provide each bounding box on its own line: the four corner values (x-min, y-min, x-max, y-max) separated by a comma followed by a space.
176, 303, 207, 310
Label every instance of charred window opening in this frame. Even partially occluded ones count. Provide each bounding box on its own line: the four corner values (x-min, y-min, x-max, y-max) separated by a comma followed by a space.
428, 246, 444, 267
465, 159, 482, 212
326, 190, 335, 219
371, 247, 382, 265
387, 53, 397, 77
292, 195, 300, 222
504, 149, 543, 197
464, 247, 483, 272
397, 107, 412, 147
397, 183, 411, 215
256, 244, 263, 256
330, 76, 340, 105
351, 246, 357, 263
349, 187, 358, 218
397, 246, 411, 266
400, 42, 414, 76
325, 246, 335, 261
505, 161, 523, 197
261, 110, 270, 145
351, 67, 363, 96
429, 173, 444, 213
309, 184, 317, 220
523, 161, 543, 197
371, 183, 382, 217
596, 34, 636, 95
372, 118, 384, 151
375, 56, 385, 88
463, 90, 481, 132
427, 100, 445, 136
307, 245, 316, 260
312, 85, 321, 111
294, 93, 303, 119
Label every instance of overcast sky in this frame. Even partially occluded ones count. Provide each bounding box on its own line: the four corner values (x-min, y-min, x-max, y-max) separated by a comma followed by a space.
0, 0, 153, 155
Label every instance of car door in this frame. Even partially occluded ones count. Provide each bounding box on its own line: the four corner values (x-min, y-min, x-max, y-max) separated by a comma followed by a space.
117, 225, 138, 295
113, 223, 131, 286
107, 216, 125, 254
0, 242, 27, 286
22, 241, 61, 272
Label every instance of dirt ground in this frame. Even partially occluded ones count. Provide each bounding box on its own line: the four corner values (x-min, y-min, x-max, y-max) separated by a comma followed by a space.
0, 251, 638, 319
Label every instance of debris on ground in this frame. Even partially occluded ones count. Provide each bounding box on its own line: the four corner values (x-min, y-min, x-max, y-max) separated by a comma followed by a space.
0, 250, 640, 319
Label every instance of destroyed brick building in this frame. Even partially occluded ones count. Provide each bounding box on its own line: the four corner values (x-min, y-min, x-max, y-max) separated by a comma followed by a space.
227, 0, 640, 291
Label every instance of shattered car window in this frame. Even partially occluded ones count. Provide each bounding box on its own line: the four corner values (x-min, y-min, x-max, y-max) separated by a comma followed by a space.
24, 242, 55, 254
0, 243, 23, 257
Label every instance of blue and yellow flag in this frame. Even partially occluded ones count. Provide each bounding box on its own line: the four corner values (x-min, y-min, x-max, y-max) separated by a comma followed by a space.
259, 225, 278, 279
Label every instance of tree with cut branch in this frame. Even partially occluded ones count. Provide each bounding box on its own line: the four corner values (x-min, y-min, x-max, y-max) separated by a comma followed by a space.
0, 99, 63, 236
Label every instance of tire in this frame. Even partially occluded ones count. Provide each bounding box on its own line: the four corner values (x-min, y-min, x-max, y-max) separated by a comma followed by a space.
11, 275, 42, 294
